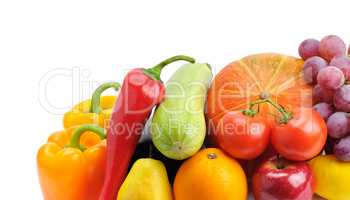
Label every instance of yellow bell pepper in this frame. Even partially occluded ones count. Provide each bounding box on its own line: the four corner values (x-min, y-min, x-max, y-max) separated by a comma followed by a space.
63, 82, 119, 129
309, 155, 350, 200
37, 124, 106, 200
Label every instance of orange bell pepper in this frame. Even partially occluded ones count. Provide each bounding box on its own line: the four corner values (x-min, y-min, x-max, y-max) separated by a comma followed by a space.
47, 126, 101, 148
63, 82, 120, 129
37, 125, 106, 200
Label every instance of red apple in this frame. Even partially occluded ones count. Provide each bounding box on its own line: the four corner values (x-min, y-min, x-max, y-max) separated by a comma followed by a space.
255, 144, 278, 165
240, 144, 278, 179
252, 157, 314, 200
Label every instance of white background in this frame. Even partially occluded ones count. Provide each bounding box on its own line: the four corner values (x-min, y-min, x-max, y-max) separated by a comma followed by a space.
0, 0, 348, 199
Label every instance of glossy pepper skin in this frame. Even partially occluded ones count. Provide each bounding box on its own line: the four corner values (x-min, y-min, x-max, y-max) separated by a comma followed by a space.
63, 82, 120, 129
47, 126, 102, 148
37, 125, 106, 200
99, 55, 195, 200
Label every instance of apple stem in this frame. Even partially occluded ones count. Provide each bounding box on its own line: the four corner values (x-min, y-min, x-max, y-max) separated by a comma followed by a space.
276, 154, 284, 169
242, 98, 292, 124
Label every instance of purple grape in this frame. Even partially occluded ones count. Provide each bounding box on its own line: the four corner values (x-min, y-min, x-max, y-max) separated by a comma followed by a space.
317, 66, 345, 90
330, 56, 350, 80
319, 35, 346, 61
334, 135, 350, 161
313, 102, 334, 120
303, 56, 328, 84
334, 84, 350, 112
327, 112, 349, 139
313, 84, 335, 104
298, 39, 320, 60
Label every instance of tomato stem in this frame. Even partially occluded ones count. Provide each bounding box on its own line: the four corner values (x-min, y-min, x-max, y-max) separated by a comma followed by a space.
242, 98, 292, 123
265, 99, 292, 123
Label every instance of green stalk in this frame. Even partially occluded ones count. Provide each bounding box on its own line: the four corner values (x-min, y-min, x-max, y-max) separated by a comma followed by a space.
67, 124, 106, 151
89, 82, 120, 114
242, 98, 292, 123
144, 55, 195, 81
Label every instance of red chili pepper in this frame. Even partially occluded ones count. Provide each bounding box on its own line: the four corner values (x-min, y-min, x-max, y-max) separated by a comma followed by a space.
98, 55, 195, 200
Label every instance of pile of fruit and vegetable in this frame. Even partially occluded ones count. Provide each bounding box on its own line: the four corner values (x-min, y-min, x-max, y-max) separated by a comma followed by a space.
37, 35, 350, 200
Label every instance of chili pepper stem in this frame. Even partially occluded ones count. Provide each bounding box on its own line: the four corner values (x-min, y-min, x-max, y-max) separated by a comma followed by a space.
144, 55, 195, 81
242, 98, 292, 123
67, 124, 106, 151
90, 82, 120, 114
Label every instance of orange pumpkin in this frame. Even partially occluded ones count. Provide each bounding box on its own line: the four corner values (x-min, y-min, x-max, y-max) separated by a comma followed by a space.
206, 53, 312, 141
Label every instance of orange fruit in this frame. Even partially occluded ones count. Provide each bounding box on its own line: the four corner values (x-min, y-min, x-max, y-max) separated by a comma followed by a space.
206, 53, 312, 137
173, 148, 247, 200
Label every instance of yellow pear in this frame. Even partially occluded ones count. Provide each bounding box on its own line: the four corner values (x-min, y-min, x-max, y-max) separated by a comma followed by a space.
117, 158, 173, 200
309, 155, 350, 200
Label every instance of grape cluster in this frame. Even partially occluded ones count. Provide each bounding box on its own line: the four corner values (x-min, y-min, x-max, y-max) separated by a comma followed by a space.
299, 35, 350, 161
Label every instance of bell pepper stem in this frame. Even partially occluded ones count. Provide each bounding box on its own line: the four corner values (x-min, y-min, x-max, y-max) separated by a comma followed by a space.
144, 55, 195, 81
67, 124, 106, 151
90, 82, 120, 114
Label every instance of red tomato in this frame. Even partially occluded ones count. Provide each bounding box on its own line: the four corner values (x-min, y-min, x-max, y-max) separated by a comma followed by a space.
271, 108, 327, 161
215, 112, 271, 160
